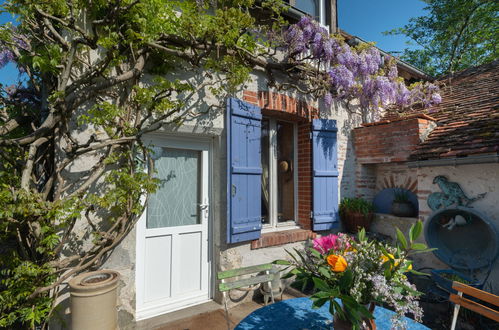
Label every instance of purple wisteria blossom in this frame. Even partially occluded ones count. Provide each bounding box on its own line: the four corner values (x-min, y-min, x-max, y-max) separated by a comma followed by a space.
0, 48, 15, 69
328, 65, 354, 91
281, 16, 442, 112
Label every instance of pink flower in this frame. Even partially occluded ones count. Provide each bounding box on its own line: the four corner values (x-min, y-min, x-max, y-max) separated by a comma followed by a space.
313, 234, 339, 254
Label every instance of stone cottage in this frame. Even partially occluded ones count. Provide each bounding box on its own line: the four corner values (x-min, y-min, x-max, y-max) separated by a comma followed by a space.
68, 2, 435, 328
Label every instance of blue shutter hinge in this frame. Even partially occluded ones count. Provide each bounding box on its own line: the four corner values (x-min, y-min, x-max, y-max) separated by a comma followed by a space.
309, 132, 313, 140
310, 211, 313, 219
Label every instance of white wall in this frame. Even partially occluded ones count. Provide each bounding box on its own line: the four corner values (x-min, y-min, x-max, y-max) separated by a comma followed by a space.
416, 163, 499, 293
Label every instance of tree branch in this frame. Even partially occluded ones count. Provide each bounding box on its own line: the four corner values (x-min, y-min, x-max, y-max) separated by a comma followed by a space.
20, 137, 48, 190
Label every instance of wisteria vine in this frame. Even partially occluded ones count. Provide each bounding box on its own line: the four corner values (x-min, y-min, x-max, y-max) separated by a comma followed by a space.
282, 16, 441, 112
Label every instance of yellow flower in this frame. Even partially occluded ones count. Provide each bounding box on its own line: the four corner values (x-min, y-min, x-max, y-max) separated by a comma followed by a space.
327, 254, 348, 272
346, 247, 357, 253
381, 253, 396, 264
382, 254, 413, 271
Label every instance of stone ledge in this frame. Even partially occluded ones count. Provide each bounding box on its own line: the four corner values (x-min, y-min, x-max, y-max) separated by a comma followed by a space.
371, 213, 419, 241
250, 229, 316, 250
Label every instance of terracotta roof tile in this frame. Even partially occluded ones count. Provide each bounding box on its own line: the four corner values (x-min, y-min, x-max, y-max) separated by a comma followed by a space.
399, 60, 499, 161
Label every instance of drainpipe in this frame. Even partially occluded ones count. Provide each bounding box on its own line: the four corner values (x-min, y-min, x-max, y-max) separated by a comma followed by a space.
407, 153, 499, 168
334, 0, 339, 33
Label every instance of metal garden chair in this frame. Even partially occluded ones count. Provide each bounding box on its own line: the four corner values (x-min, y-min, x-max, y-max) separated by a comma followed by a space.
218, 263, 276, 330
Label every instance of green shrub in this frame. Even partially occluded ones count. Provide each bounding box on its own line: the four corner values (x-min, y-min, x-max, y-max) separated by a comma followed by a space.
339, 197, 374, 216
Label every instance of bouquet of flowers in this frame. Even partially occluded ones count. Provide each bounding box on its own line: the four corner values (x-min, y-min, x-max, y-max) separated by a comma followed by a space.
276, 221, 433, 329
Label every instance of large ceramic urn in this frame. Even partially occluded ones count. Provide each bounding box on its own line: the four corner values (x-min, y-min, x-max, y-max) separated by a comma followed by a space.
69, 270, 121, 330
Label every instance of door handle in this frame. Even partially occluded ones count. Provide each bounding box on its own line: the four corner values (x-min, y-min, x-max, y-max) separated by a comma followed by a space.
198, 203, 209, 210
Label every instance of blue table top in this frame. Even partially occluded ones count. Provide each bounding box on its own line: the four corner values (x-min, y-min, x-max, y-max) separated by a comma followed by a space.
236, 297, 429, 330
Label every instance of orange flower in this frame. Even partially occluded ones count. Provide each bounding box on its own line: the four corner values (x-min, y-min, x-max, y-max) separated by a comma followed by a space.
327, 254, 348, 272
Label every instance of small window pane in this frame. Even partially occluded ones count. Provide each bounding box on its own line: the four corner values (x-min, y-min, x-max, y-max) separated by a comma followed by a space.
261, 119, 270, 225
276, 121, 295, 223
147, 147, 201, 228
295, 0, 319, 19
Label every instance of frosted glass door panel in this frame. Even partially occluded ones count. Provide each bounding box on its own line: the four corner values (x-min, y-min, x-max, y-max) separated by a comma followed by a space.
147, 147, 201, 229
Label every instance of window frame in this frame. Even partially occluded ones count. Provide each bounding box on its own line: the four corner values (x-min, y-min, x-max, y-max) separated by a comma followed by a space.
261, 117, 299, 233
287, 0, 329, 31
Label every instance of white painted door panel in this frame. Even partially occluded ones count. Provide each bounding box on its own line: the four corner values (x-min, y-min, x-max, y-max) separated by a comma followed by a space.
136, 137, 211, 320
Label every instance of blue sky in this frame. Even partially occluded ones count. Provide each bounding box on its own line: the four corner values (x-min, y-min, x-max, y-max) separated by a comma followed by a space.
0, 9, 19, 86
338, 0, 426, 54
0, 1, 426, 86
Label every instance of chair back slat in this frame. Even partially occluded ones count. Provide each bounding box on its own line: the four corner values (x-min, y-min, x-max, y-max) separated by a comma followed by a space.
452, 281, 499, 307
219, 273, 274, 292
449, 294, 499, 323
217, 263, 272, 280
450, 281, 499, 324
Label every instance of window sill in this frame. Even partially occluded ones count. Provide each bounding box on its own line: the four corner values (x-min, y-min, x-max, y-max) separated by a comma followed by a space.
250, 229, 316, 250
261, 224, 300, 234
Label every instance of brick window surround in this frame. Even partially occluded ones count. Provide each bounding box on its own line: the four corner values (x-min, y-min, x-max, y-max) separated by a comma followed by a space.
243, 90, 318, 249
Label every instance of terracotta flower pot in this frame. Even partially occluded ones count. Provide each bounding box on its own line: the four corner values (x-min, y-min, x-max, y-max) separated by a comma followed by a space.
69, 270, 121, 330
341, 210, 374, 233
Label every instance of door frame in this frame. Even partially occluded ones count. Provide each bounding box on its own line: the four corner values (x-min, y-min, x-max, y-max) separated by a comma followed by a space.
135, 134, 213, 321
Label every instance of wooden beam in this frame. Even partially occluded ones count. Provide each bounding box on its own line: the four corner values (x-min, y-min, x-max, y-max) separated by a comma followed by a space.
217, 263, 273, 280
219, 274, 274, 292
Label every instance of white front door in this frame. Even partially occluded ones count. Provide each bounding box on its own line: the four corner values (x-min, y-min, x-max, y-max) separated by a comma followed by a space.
136, 137, 211, 320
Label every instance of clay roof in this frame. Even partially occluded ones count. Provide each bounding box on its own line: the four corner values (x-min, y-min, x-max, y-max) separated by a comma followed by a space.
408, 60, 499, 161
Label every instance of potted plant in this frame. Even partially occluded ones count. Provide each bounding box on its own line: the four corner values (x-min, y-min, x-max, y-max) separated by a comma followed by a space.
276, 221, 431, 329
391, 189, 416, 217
339, 197, 374, 233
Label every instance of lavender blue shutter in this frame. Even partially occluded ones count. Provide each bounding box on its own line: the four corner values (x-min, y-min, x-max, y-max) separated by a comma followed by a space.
312, 119, 339, 231
226, 97, 262, 243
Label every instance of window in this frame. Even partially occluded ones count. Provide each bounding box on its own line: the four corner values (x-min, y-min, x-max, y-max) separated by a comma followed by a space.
261, 118, 297, 230
287, 0, 328, 28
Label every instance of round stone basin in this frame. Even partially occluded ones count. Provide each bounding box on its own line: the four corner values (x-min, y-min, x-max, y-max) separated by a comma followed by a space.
424, 207, 499, 270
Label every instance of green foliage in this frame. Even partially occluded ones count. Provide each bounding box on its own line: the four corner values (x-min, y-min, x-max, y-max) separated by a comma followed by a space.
385, 0, 499, 76
0, 1, 290, 327
0, 261, 54, 328
339, 197, 374, 216
0, 190, 82, 327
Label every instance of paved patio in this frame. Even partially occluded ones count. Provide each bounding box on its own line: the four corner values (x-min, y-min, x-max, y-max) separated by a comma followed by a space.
136, 288, 305, 330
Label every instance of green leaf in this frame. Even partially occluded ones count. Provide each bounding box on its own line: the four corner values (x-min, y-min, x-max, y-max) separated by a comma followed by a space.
318, 266, 331, 279
312, 291, 333, 299
411, 243, 428, 250
312, 277, 330, 292
310, 296, 329, 308
272, 259, 291, 265
308, 247, 322, 259
339, 269, 353, 288
331, 299, 344, 319
358, 228, 366, 242
409, 220, 423, 242
409, 269, 430, 276
395, 227, 408, 250
411, 248, 438, 254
